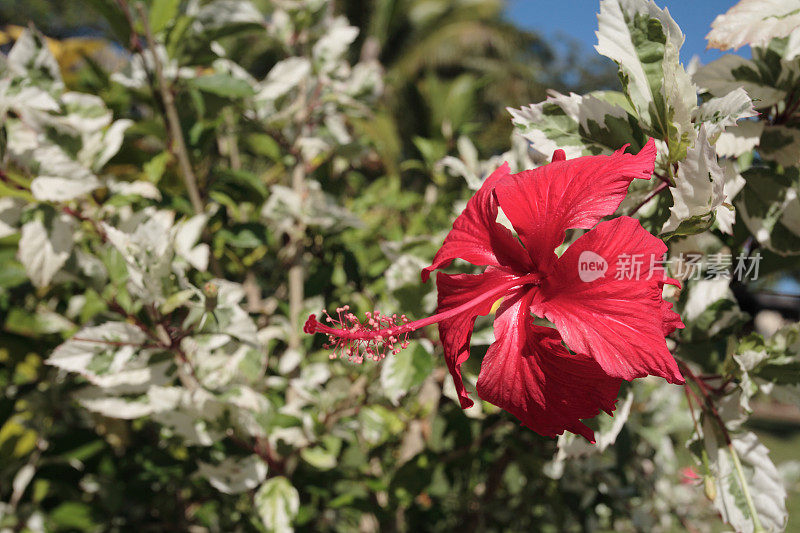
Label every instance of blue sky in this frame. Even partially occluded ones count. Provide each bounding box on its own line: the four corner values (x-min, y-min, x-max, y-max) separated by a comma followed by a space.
506, 0, 744, 65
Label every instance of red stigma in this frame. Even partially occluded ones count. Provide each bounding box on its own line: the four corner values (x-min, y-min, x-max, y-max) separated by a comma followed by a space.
303, 314, 319, 334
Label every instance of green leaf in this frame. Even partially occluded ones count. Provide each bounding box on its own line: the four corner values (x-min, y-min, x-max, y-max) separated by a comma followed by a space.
189, 74, 255, 99
5, 308, 73, 337
216, 168, 268, 198
60, 440, 106, 463
161, 289, 195, 315
166, 14, 194, 57
299, 436, 341, 471
216, 227, 263, 248
245, 133, 282, 161
412, 136, 447, 165
149, 0, 181, 33
0, 255, 27, 289
0, 415, 38, 458
79, 289, 108, 324
13, 353, 41, 385
143, 151, 171, 184
49, 502, 97, 531
81, 0, 131, 44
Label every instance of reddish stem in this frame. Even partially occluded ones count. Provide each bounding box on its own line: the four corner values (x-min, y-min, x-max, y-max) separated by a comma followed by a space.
628, 181, 669, 216
678, 360, 732, 445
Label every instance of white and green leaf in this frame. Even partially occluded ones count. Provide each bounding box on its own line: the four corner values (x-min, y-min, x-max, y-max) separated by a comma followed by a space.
716, 120, 765, 158
702, 428, 788, 533
509, 90, 640, 160
693, 87, 757, 140
759, 125, 800, 166
18, 215, 74, 287
254, 477, 300, 533
596, 0, 695, 154
706, 0, 800, 51
197, 455, 268, 494
380, 340, 435, 405
662, 125, 731, 236
47, 322, 149, 380
694, 55, 786, 110
738, 165, 800, 254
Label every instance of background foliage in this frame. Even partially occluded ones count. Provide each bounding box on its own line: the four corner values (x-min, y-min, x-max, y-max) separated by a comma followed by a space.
1, 0, 799, 532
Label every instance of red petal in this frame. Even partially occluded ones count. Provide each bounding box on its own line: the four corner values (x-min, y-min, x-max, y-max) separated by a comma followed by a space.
531, 216, 685, 385
476, 290, 622, 441
659, 280, 684, 336
436, 268, 519, 409
422, 163, 531, 282
494, 139, 656, 270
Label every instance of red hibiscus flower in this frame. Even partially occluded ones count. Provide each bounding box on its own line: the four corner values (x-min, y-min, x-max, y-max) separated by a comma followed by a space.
305, 138, 684, 441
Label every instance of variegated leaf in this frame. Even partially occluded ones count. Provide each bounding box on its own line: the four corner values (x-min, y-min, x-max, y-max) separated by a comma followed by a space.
707, 0, 800, 51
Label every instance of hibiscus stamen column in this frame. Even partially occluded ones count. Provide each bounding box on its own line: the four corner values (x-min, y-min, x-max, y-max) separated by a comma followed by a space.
304, 273, 540, 363
305, 307, 411, 363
